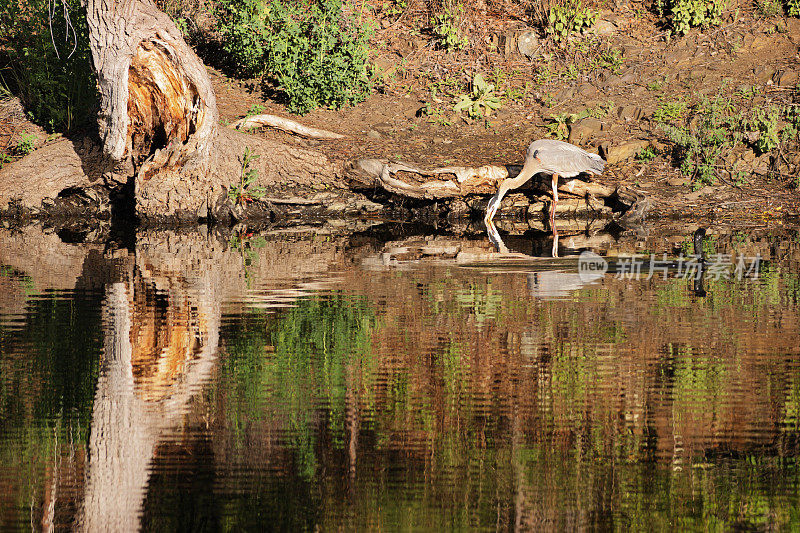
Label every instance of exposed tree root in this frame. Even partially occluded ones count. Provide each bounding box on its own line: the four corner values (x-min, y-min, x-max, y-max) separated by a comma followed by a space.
228, 114, 346, 140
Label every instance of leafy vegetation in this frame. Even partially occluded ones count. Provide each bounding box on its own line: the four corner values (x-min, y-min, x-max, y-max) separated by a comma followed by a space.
657, 0, 727, 34
754, 0, 781, 17
636, 146, 658, 160
381, 0, 407, 17
215, 0, 373, 114
228, 147, 266, 205
658, 94, 800, 187
432, 6, 468, 51
13, 131, 36, 155
748, 106, 781, 154
653, 99, 689, 124
659, 96, 736, 187
0, 0, 97, 132
546, 0, 597, 41
453, 73, 502, 119
419, 101, 452, 126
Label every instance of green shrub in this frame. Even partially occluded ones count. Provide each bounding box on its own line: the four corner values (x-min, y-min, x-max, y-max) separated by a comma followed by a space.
657, 0, 727, 34
787, 0, 800, 16
636, 146, 658, 161
749, 106, 781, 154
754, 0, 780, 17
216, 0, 373, 114
659, 97, 736, 187
433, 7, 468, 51
546, 0, 597, 41
653, 99, 689, 123
14, 131, 36, 155
0, 0, 97, 133
453, 73, 501, 119
228, 147, 266, 205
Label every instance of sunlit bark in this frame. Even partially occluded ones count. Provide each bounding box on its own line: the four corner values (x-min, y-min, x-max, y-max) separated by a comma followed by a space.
78, 248, 220, 531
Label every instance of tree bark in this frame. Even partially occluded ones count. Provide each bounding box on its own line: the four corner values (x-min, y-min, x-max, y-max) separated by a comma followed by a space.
85, 0, 217, 171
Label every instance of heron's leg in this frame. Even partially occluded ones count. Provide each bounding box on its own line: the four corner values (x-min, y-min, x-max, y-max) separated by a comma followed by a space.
485, 218, 509, 254
549, 173, 559, 231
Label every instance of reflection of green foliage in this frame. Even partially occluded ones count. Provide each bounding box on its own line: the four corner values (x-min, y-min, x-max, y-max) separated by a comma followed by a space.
220, 294, 378, 479
228, 230, 267, 287
205, 253, 800, 530
0, 288, 102, 525
454, 282, 504, 325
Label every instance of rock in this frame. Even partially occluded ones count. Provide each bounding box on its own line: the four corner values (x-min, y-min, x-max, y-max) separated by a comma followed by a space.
517, 31, 539, 58
602, 74, 624, 87
350, 198, 385, 213
685, 186, 715, 201
577, 84, 597, 96
617, 105, 643, 121
753, 154, 771, 174
750, 34, 772, 52
432, 136, 450, 144
568, 117, 603, 145
622, 45, 643, 60
366, 130, 382, 139
620, 70, 638, 83
775, 69, 799, 87
667, 177, 689, 186
591, 20, 617, 35
753, 65, 775, 84
788, 19, 800, 44
603, 140, 650, 164
372, 57, 397, 77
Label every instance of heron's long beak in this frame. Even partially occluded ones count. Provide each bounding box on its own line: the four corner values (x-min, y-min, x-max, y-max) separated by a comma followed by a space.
485, 193, 500, 222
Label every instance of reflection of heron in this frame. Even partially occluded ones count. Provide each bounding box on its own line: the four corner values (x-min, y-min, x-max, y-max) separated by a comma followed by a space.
484, 139, 606, 229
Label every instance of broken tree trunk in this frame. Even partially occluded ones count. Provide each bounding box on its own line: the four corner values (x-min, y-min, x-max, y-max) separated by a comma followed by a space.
85, 0, 217, 172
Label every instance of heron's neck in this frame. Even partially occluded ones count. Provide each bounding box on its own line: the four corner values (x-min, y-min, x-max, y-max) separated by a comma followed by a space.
501, 161, 541, 195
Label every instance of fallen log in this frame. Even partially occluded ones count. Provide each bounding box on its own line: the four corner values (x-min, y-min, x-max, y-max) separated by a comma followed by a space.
229, 114, 346, 140
346, 158, 637, 215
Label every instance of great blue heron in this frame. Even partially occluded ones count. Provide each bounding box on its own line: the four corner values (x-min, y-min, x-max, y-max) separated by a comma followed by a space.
484, 139, 606, 227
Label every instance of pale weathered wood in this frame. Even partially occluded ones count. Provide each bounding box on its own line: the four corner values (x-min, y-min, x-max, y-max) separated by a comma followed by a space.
229, 114, 346, 140
85, 0, 218, 171
347, 159, 620, 201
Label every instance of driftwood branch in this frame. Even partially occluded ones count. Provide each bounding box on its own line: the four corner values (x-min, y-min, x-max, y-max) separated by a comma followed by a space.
347, 158, 631, 204
228, 114, 346, 140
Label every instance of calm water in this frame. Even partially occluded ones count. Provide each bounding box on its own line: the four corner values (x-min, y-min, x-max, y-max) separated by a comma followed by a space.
1, 222, 799, 531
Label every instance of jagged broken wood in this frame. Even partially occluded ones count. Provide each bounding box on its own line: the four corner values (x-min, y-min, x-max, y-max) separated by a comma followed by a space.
228, 114, 346, 140
346, 158, 637, 212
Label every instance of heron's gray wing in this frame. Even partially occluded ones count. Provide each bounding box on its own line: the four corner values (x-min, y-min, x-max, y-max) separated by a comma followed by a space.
530, 140, 605, 176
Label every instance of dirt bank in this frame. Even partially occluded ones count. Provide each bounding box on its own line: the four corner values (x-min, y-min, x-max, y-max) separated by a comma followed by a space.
1, 1, 798, 227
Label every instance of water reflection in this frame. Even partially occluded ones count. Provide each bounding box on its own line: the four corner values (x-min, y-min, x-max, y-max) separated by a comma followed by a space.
0, 224, 799, 530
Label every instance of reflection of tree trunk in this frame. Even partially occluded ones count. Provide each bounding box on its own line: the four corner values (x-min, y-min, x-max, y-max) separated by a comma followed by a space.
80, 282, 155, 532
79, 254, 221, 531
347, 362, 359, 492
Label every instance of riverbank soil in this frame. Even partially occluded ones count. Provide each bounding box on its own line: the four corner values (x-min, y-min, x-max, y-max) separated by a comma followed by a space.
1, 0, 798, 224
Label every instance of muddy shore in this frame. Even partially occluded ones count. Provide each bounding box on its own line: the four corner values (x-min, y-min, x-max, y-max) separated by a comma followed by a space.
1, 3, 798, 230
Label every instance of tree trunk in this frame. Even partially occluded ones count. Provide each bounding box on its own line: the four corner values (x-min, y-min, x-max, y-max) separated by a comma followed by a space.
85, 0, 217, 172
